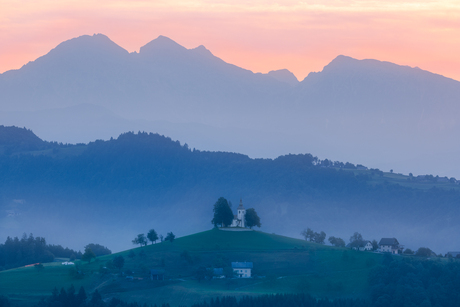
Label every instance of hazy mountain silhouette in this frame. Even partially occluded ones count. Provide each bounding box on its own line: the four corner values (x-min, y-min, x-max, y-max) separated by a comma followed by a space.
1, 34, 460, 178
266, 69, 299, 86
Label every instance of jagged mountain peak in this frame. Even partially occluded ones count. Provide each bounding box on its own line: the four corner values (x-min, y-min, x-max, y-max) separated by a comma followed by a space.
191, 45, 214, 57
266, 69, 299, 86
303, 55, 456, 84
321, 55, 428, 76
48, 33, 128, 56
139, 35, 187, 54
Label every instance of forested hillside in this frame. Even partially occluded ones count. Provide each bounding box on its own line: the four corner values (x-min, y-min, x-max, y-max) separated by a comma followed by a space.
0, 126, 459, 253
0, 234, 82, 271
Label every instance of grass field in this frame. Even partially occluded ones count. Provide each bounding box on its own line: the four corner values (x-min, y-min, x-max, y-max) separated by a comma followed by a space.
343, 168, 460, 191
0, 229, 383, 306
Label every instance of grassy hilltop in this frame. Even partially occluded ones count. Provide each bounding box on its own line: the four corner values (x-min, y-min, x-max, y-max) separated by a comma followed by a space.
0, 229, 382, 307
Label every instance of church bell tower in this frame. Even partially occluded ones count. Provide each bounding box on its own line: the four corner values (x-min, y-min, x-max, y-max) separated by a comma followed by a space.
237, 199, 246, 228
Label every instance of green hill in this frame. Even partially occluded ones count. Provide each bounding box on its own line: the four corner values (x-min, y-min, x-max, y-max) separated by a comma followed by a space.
0, 229, 383, 306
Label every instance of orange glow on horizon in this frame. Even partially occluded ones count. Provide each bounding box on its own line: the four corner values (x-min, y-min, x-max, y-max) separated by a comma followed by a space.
1, 1, 460, 81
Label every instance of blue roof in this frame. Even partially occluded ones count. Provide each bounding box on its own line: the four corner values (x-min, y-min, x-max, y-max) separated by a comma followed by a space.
231, 262, 253, 268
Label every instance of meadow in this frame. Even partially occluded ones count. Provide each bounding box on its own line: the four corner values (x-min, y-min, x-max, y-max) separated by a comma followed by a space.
0, 229, 383, 306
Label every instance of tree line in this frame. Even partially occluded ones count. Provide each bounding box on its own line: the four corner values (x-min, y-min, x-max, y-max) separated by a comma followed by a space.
301, 228, 448, 257
369, 254, 460, 306
0, 289, 369, 307
191, 294, 369, 307
131, 229, 175, 247
28, 285, 162, 307
0, 234, 82, 271
0, 234, 112, 270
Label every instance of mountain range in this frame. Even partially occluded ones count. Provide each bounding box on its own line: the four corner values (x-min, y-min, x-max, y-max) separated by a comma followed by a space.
1, 34, 460, 177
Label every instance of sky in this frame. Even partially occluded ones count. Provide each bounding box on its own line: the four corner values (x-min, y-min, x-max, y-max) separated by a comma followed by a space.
1, 0, 460, 81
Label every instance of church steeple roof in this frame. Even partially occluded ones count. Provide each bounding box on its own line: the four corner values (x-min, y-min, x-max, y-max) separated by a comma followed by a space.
237, 198, 245, 210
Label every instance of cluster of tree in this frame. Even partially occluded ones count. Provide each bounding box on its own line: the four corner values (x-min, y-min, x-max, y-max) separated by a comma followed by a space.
84, 244, 111, 257
0, 233, 81, 271
410, 174, 458, 183
402, 247, 430, 256
301, 228, 326, 244
190, 294, 370, 307
81, 247, 96, 264
79, 243, 112, 264
47, 244, 82, 260
402, 247, 454, 258
302, 230, 381, 251
369, 255, 460, 306
31, 285, 163, 307
317, 159, 368, 171
132, 229, 174, 247
328, 236, 346, 247
212, 197, 261, 229
306, 228, 445, 257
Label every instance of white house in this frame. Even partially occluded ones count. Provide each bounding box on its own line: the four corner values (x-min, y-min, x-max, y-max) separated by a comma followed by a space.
231, 262, 253, 278
356, 241, 373, 251
347, 240, 373, 251
230, 199, 246, 228
379, 238, 403, 254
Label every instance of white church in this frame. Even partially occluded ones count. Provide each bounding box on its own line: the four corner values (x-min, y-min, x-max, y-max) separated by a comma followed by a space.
230, 199, 246, 228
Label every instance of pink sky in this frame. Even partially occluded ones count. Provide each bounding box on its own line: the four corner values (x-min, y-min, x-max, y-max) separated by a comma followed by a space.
1, 0, 459, 81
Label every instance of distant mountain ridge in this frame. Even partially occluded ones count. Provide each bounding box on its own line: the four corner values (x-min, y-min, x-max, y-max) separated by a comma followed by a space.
1, 33, 460, 179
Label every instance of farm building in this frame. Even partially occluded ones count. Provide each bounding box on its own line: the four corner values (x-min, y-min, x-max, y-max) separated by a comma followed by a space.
232, 262, 253, 278
379, 238, 403, 254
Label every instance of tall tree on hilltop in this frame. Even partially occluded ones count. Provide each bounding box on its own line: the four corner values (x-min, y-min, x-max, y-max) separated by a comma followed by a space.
313, 231, 326, 244
132, 234, 147, 247
245, 208, 261, 229
165, 232, 175, 243
349, 232, 363, 243
328, 236, 346, 247
147, 229, 159, 244
81, 247, 96, 264
84, 243, 111, 256
211, 197, 234, 228
301, 228, 315, 241
301, 228, 326, 244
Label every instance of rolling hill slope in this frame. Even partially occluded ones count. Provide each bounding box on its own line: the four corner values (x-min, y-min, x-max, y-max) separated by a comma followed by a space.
0, 229, 383, 306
